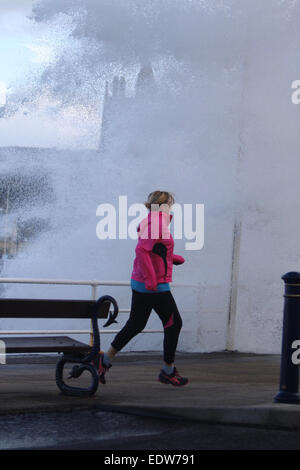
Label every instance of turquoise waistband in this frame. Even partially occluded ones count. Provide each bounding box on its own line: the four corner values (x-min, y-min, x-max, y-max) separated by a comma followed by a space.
131, 279, 170, 293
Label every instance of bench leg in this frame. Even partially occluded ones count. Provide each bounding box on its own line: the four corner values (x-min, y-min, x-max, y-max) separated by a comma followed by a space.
55, 295, 119, 398
55, 354, 99, 397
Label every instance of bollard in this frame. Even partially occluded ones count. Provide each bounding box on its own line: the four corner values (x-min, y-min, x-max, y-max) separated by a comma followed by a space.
274, 272, 300, 404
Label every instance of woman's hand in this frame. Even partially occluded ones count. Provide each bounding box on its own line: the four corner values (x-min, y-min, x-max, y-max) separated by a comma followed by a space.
173, 254, 185, 265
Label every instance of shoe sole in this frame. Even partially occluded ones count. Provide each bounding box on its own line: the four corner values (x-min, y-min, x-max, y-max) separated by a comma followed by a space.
99, 373, 106, 384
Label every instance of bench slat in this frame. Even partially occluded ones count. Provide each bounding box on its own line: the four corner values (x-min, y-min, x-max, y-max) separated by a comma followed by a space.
0, 298, 110, 319
1, 336, 91, 354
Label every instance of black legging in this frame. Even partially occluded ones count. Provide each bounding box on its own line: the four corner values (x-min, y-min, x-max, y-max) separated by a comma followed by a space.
111, 289, 183, 364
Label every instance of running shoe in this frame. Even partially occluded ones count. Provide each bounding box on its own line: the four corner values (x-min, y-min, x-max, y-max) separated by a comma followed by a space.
158, 367, 189, 386
94, 351, 112, 384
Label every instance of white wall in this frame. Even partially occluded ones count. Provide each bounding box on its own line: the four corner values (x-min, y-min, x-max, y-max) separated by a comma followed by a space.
229, 1, 300, 353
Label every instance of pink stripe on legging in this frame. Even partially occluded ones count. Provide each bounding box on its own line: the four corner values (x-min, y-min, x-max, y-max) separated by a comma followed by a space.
164, 312, 174, 329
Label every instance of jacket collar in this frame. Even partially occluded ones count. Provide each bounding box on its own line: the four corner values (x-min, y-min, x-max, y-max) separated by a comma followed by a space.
137, 210, 173, 233
147, 210, 173, 224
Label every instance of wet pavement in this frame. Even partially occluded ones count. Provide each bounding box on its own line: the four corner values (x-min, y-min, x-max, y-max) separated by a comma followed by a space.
2, 409, 300, 450
1, 350, 300, 450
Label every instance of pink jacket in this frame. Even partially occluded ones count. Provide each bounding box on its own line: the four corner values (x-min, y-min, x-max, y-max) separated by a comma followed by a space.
131, 210, 185, 291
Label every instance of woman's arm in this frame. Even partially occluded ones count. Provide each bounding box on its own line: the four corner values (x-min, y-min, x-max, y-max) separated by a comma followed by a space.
135, 240, 158, 291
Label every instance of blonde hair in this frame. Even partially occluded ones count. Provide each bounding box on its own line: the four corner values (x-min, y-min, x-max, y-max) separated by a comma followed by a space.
144, 191, 175, 210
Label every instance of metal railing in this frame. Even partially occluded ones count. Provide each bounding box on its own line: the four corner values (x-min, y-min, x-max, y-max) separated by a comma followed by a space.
0, 277, 197, 338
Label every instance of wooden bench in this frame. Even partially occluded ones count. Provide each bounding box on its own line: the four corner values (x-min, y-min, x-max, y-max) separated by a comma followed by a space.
0, 295, 119, 397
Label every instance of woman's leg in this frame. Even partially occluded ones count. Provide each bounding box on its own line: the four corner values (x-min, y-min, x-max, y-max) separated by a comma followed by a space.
110, 290, 153, 353
106, 344, 118, 362
97, 291, 153, 383
152, 291, 183, 366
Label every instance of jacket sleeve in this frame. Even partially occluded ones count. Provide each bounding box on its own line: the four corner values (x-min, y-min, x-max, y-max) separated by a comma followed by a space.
173, 254, 185, 265
135, 238, 158, 291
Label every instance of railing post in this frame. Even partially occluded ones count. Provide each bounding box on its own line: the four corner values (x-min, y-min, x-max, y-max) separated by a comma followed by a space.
90, 283, 98, 346
275, 272, 300, 404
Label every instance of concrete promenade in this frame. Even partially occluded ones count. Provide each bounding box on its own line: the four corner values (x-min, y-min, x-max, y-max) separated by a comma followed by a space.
1, 351, 300, 430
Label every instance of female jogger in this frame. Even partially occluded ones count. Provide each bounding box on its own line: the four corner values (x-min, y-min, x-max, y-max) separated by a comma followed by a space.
96, 191, 188, 386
